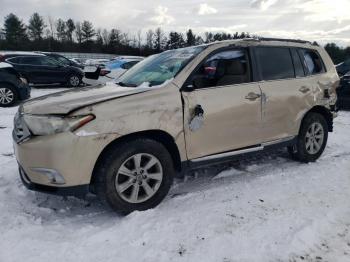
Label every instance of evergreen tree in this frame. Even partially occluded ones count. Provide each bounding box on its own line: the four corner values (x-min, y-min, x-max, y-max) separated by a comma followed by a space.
3, 13, 27, 47
186, 29, 196, 46
81, 20, 95, 42
27, 12, 45, 41
166, 32, 185, 50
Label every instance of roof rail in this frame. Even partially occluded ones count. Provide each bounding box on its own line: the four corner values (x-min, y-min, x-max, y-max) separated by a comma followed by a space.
245, 37, 318, 46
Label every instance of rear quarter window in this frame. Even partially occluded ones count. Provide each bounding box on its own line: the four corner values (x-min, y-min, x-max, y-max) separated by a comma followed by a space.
255, 47, 295, 81
300, 49, 326, 75
6, 57, 21, 64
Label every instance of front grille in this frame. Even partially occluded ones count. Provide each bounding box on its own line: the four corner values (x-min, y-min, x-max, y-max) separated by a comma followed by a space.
13, 112, 31, 143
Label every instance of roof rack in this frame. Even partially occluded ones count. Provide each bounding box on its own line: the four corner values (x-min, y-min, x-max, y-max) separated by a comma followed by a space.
245, 37, 318, 46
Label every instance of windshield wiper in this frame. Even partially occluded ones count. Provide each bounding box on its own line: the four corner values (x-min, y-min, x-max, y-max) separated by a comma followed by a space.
116, 81, 137, 87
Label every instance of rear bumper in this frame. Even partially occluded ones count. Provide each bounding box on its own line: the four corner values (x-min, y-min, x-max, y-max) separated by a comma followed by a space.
19, 165, 89, 197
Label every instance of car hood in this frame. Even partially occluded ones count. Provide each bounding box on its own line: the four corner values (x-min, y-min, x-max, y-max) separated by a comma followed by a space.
22, 82, 150, 115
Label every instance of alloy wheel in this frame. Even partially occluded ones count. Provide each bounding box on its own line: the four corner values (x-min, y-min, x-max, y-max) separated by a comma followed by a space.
0, 88, 14, 105
69, 76, 80, 87
305, 122, 324, 154
115, 153, 163, 203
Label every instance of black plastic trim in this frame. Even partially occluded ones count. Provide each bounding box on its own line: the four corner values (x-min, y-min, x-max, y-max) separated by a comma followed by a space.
19, 166, 89, 197
181, 138, 296, 172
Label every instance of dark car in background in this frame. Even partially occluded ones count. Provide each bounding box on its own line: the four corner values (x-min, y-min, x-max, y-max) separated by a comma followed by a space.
0, 52, 84, 87
41, 52, 85, 69
336, 58, 350, 76
0, 62, 30, 107
337, 72, 350, 110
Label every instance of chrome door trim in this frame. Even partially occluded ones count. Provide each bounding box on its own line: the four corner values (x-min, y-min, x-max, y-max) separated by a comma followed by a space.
189, 136, 295, 163
261, 136, 295, 146
190, 146, 264, 163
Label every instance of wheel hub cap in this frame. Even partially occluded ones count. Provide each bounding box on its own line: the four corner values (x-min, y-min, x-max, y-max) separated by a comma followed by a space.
70, 76, 79, 86
115, 153, 163, 203
305, 122, 324, 155
0, 88, 14, 105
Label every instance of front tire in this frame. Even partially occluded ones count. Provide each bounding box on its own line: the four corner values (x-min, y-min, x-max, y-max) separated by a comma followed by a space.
0, 84, 18, 107
94, 138, 175, 215
288, 112, 328, 163
67, 74, 81, 87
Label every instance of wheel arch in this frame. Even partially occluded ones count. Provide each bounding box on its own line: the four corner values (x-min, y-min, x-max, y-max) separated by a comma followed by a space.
90, 130, 182, 187
302, 105, 333, 132
0, 81, 19, 94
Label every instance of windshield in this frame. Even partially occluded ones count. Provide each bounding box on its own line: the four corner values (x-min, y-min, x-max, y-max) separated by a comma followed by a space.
116, 46, 205, 87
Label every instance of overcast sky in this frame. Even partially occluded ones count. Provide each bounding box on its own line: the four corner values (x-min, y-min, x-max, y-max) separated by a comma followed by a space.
1, 0, 350, 46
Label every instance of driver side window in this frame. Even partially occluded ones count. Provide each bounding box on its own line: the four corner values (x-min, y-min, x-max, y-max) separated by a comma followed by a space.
191, 48, 251, 89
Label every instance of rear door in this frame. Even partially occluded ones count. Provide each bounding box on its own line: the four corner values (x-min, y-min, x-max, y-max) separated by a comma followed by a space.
17, 56, 44, 83
182, 48, 263, 160
37, 56, 67, 83
254, 46, 320, 142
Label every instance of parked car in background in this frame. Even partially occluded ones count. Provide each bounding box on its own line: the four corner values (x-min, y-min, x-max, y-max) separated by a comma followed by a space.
336, 58, 350, 76
40, 52, 85, 69
102, 57, 143, 80
85, 58, 111, 67
83, 58, 143, 85
13, 38, 338, 214
337, 71, 350, 109
0, 62, 30, 107
112, 55, 144, 60
70, 58, 86, 66
1, 52, 84, 87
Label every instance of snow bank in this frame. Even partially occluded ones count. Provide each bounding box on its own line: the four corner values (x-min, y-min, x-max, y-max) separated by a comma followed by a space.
0, 87, 349, 262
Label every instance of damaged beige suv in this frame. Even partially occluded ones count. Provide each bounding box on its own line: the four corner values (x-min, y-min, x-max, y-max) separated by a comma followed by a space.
13, 38, 339, 214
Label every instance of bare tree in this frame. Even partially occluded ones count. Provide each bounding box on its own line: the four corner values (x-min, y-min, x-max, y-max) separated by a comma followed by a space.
47, 16, 55, 39
137, 29, 142, 51
146, 29, 154, 49
102, 29, 109, 45
75, 22, 82, 44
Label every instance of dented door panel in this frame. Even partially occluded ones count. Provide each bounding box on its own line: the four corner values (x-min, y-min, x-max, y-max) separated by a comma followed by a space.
182, 83, 262, 160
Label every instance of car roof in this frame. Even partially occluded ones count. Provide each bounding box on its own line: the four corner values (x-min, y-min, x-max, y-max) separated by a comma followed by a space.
196, 37, 317, 49
0, 51, 44, 56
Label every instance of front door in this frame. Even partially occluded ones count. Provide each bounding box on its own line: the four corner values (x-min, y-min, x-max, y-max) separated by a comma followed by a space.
182, 48, 262, 160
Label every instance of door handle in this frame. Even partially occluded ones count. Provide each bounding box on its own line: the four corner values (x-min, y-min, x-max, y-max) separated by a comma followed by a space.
299, 86, 310, 93
245, 92, 261, 101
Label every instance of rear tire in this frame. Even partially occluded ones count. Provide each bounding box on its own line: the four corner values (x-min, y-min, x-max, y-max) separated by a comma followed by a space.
288, 112, 328, 163
0, 84, 18, 107
94, 138, 175, 215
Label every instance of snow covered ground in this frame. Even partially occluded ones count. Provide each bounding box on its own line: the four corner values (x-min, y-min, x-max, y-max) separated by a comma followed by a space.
0, 87, 350, 262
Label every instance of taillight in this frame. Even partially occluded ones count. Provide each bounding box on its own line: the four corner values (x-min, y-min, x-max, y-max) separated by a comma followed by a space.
100, 69, 111, 76
0, 55, 5, 62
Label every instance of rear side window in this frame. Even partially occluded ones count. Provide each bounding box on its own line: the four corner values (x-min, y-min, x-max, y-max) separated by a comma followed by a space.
255, 47, 295, 81
291, 48, 305, 77
20, 57, 42, 65
300, 49, 325, 75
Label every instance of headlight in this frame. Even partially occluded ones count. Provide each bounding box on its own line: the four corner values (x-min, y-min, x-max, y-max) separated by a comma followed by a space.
23, 115, 95, 136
